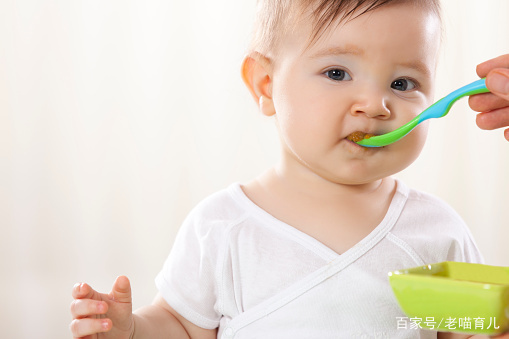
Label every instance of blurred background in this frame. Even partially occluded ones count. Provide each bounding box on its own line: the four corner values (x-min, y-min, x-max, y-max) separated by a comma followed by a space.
0, 0, 508, 338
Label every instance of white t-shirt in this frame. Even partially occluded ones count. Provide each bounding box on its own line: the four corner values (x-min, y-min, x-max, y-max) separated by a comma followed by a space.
156, 180, 483, 339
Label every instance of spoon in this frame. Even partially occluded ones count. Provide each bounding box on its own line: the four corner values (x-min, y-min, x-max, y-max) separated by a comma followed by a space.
355, 78, 490, 148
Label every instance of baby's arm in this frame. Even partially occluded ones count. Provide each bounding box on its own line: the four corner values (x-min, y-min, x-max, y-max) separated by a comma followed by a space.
438, 332, 509, 338
134, 295, 217, 339
69, 276, 217, 339
437, 333, 474, 339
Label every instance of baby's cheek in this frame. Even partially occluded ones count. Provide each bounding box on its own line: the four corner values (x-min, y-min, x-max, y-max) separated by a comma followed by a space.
398, 123, 428, 166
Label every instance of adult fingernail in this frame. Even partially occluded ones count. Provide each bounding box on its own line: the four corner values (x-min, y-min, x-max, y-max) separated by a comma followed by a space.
488, 71, 509, 94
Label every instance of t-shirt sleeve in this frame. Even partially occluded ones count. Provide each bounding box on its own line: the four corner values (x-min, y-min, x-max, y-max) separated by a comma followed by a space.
155, 211, 224, 329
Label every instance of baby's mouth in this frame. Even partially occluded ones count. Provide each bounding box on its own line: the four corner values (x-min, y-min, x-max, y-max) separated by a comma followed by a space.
345, 131, 375, 142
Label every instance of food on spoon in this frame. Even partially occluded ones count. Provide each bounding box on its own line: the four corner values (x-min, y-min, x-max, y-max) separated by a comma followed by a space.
346, 131, 375, 142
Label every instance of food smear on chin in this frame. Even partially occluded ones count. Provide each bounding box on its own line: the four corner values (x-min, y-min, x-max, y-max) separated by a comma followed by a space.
346, 131, 375, 142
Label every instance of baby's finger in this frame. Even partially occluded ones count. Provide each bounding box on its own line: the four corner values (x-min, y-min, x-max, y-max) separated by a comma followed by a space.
70, 299, 108, 319
70, 318, 111, 338
72, 282, 102, 301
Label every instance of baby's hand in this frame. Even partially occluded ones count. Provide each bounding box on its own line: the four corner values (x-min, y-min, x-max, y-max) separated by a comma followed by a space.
70, 276, 134, 339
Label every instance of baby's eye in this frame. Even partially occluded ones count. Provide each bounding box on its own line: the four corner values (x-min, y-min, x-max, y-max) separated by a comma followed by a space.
325, 69, 352, 81
391, 78, 417, 91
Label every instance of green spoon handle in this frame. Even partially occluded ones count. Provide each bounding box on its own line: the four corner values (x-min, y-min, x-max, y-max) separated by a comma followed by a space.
357, 78, 490, 147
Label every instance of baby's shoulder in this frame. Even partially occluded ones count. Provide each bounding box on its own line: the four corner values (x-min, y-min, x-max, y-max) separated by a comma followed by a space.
192, 183, 246, 217
391, 182, 470, 239
404, 186, 465, 227
182, 183, 250, 235
391, 183, 482, 263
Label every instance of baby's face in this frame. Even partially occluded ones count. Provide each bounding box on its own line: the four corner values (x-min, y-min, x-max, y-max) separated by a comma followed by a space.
270, 2, 440, 185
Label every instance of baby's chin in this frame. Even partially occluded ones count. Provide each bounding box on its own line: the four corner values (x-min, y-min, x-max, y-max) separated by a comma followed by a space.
324, 169, 390, 186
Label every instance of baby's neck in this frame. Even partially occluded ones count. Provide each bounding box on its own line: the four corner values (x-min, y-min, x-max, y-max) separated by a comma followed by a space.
272, 162, 389, 201
242, 167, 397, 255
244, 164, 397, 223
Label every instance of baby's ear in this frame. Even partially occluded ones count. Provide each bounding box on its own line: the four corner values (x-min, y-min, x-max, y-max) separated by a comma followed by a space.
241, 52, 276, 117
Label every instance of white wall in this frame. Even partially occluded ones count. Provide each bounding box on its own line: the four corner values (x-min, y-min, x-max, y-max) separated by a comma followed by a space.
0, 1, 508, 338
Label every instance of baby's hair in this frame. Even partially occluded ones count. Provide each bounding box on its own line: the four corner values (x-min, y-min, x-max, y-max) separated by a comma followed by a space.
249, 0, 442, 57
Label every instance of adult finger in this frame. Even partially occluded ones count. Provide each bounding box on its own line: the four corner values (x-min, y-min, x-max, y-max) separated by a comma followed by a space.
69, 318, 112, 338
70, 299, 108, 319
486, 69, 509, 101
469, 92, 509, 112
476, 54, 509, 78
476, 107, 509, 130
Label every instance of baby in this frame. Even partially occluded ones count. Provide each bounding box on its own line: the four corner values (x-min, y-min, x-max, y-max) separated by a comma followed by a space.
70, 1, 490, 338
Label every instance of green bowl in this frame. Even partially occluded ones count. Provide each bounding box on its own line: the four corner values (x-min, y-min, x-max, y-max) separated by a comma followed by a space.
388, 261, 509, 335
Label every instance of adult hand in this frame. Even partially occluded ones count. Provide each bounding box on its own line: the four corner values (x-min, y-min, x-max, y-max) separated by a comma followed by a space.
468, 54, 509, 141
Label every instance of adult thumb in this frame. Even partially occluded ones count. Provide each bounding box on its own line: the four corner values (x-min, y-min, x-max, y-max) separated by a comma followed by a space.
110, 275, 132, 303
486, 69, 509, 101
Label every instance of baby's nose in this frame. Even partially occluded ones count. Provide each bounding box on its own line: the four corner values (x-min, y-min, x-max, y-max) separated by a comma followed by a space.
350, 90, 391, 119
